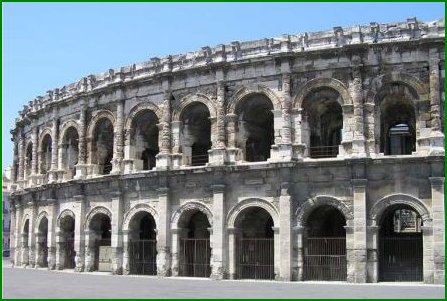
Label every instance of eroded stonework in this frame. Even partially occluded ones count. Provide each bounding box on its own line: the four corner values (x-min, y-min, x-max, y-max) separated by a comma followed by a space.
9, 18, 445, 283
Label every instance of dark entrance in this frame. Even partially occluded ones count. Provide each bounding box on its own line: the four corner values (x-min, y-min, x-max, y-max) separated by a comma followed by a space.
303, 205, 347, 281
60, 214, 76, 269
37, 216, 49, 267
179, 211, 211, 277
235, 207, 274, 280
379, 206, 423, 282
89, 213, 112, 271
128, 212, 157, 275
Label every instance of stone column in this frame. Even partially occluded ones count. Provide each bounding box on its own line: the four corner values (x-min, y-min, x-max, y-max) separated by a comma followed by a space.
171, 228, 187, 277
227, 227, 237, 279
427, 56, 445, 155
55, 230, 66, 270
293, 226, 304, 281
30, 127, 39, 185
156, 92, 173, 170
112, 100, 124, 174
9, 202, 16, 266
273, 227, 280, 279
421, 224, 434, 283
84, 230, 95, 272
46, 199, 58, 269
350, 67, 366, 157
292, 109, 308, 159
156, 187, 171, 276
28, 200, 38, 268
209, 82, 227, 165
122, 230, 130, 274
430, 177, 444, 284
351, 179, 367, 282
17, 130, 25, 185
225, 114, 239, 164
48, 116, 59, 182
367, 226, 379, 282
279, 182, 292, 281
210, 184, 227, 279
75, 104, 88, 179
73, 194, 86, 272
111, 191, 123, 275
344, 225, 355, 282
14, 202, 23, 266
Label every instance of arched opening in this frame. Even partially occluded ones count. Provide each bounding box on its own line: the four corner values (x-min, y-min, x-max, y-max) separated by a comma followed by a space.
61, 127, 79, 179
13, 142, 19, 182
302, 89, 343, 158
379, 87, 416, 155
40, 134, 52, 175
25, 143, 33, 177
180, 103, 211, 166
59, 214, 75, 269
130, 110, 159, 171
91, 118, 114, 175
378, 205, 423, 282
178, 210, 211, 277
89, 213, 112, 272
236, 94, 274, 162
128, 212, 157, 275
303, 205, 347, 281
234, 207, 274, 279
36, 216, 49, 267
22, 219, 30, 248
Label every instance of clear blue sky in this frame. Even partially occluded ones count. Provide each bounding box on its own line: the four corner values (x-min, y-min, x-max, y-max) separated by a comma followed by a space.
2, 2, 444, 170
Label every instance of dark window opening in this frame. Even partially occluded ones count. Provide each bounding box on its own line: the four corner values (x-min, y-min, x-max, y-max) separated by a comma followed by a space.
92, 118, 114, 175
131, 110, 159, 171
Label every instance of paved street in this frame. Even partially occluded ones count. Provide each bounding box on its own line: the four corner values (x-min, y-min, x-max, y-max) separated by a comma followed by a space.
2, 262, 445, 299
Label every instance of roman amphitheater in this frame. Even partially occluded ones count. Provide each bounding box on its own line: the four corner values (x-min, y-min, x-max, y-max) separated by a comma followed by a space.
8, 18, 445, 284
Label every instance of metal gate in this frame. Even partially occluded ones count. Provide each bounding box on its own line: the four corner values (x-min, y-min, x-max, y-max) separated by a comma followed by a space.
95, 239, 112, 272
303, 237, 346, 281
129, 239, 157, 275
64, 238, 76, 269
38, 241, 48, 267
379, 236, 423, 282
236, 238, 274, 280
179, 238, 211, 277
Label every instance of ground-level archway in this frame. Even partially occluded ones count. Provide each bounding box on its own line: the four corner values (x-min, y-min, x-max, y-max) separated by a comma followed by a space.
58, 212, 76, 269
87, 211, 112, 272
303, 205, 347, 281
234, 207, 274, 280
36, 215, 49, 267
177, 210, 211, 277
127, 211, 157, 275
378, 205, 423, 282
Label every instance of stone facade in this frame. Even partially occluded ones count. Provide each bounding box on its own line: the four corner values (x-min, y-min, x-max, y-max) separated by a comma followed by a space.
8, 18, 445, 283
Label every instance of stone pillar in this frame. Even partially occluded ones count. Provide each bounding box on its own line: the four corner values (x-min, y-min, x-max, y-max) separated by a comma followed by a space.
21, 232, 29, 267
339, 104, 354, 158
227, 227, 237, 279
210, 184, 227, 279
73, 194, 86, 272
46, 199, 58, 270
225, 114, 239, 164
279, 182, 292, 281
55, 230, 66, 270
75, 104, 88, 179
427, 56, 445, 155
293, 226, 304, 281
14, 202, 23, 266
351, 179, 367, 282
112, 100, 124, 174
156, 187, 171, 276
111, 191, 123, 275
156, 92, 172, 170
422, 224, 434, 283
367, 226, 379, 282
48, 116, 59, 182
208, 82, 228, 165
9, 202, 16, 266
344, 225, 355, 282
273, 226, 280, 279
171, 228, 187, 277
430, 177, 444, 284
84, 230, 95, 272
350, 66, 366, 157
30, 127, 39, 185
292, 109, 308, 159
28, 200, 38, 268
122, 230, 130, 274
17, 130, 25, 185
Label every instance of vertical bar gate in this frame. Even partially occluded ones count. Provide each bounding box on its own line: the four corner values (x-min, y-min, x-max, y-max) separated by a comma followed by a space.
303, 237, 346, 281
129, 239, 157, 275
179, 238, 211, 277
236, 238, 274, 280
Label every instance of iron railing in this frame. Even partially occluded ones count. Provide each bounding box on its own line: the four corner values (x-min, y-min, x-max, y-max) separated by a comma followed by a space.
309, 145, 339, 158
129, 239, 157, 275
379, 235, 423, 282
236, 238, 274, 280
303, 237, 346, 281
179, 238, 211, 277
191, 154, 209, 166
